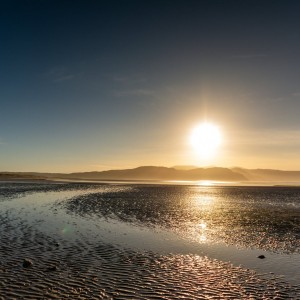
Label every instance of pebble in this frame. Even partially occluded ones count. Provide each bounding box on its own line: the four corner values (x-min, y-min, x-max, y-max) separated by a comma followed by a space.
46, 266, 58, 272
23, 259, 33, 268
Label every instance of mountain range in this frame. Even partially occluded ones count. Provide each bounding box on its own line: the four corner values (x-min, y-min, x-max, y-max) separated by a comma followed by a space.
2, 166, 300, 182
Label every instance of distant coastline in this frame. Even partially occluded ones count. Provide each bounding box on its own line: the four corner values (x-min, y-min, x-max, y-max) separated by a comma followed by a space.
2, 166, 300, 184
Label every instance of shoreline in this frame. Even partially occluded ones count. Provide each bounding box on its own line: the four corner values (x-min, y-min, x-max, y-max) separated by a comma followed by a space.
1, 177, 300, 188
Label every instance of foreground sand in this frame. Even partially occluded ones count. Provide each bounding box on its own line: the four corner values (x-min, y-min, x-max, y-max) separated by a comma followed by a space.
0, 182, 299, 299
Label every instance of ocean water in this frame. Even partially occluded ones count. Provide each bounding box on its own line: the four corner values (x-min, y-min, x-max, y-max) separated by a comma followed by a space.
0, 182, 299, 299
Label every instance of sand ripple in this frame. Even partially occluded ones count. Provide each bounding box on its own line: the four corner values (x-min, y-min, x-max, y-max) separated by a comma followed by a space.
1, 212, 299, 299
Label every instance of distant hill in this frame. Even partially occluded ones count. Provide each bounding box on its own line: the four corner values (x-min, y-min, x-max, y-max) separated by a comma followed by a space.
232, 168, 300, 182
67, 166, 246, 181
0, 173, 46, 180
2, 166, 300, 182
172, 165, 198, 170
1, 166, 246, 181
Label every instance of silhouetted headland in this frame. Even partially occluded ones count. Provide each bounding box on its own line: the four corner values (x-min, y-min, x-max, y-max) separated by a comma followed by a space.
2, 166, 300, 182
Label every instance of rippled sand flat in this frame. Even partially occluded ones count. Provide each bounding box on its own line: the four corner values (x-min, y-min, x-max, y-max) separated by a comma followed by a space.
0, 182, 299, 299
60, 185, 300, 253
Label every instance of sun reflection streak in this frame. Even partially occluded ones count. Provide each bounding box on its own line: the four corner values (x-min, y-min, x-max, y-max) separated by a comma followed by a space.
197, 180, 214, 186
199, 222, 207, 229
195, 222, 208, 242
188, 188, 219, 243
193, 195, 214, 208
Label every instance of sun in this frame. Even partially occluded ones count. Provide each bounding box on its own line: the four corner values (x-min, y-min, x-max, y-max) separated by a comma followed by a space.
190, 122, 222, 158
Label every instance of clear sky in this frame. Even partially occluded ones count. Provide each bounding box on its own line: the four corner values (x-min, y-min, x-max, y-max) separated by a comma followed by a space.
1, 0, 300, 172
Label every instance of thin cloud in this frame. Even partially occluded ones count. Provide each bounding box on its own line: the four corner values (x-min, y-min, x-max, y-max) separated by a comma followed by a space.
53, 74, 75, 82
0, 138, 7, 146
231, 54, 268, 59
44, 67, 66, 77
233, 129, 300, 146
114, 89, 155, 97
263, 97, 285, 103
113, 75, 147, 84
44, 67, 76, 83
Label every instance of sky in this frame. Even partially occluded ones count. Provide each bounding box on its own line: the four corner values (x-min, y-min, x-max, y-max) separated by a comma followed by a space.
1, 0, 300, 172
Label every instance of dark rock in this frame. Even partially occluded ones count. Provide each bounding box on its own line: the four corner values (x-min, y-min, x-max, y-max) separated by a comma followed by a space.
257, 255, 266, 259
23, 259, 33, 268
46, 265, 58, 272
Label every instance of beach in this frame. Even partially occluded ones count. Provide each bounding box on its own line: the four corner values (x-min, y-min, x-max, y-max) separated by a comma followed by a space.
0, 181, 299, 299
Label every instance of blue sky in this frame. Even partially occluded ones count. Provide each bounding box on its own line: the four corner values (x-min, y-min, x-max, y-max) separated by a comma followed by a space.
1, 0, 300, 172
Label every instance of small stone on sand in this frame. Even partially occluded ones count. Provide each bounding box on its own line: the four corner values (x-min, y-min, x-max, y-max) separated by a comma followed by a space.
23, 259, 33, 268
46, 265, 58, 272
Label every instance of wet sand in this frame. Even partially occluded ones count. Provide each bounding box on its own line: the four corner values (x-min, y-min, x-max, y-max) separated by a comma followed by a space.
0, 182, 299, 299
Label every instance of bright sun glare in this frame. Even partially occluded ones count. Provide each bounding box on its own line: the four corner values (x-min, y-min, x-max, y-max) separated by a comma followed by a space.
190, 122, 222, 158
